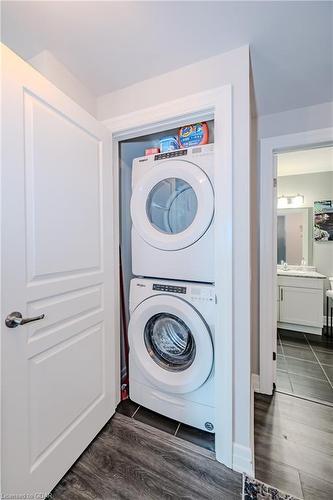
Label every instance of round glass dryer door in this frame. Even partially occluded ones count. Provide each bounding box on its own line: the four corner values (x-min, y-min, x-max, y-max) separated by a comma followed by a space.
146, 178, 198, 235
129, 294, 213, 394
131, 160, 214, 251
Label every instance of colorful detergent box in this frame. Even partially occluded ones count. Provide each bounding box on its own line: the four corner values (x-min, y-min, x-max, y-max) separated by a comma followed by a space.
159, 136, 179, 152
178, 122, 209, 148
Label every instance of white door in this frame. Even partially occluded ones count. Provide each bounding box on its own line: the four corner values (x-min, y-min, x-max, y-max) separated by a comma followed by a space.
1, 45, 116, 495
280, 286, 323, 327
129, 295, 213, 393
131, 160, 214, 250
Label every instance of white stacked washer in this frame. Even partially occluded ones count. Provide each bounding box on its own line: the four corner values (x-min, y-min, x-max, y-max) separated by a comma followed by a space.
130, 144, 214, 283
128, 278, 215, 432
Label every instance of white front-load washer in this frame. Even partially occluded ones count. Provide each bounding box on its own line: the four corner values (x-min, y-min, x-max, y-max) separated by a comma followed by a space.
131, 144, 214, 283
129, 277, 215, 432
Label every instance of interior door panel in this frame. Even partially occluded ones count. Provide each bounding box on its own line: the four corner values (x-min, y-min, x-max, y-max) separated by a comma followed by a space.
1, 44, 116, 495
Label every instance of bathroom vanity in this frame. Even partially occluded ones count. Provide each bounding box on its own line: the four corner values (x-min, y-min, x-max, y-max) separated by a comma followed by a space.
277, 267, 326, 335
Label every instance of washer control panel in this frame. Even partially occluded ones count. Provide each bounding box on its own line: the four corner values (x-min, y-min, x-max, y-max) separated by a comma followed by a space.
152, 283, 186, 294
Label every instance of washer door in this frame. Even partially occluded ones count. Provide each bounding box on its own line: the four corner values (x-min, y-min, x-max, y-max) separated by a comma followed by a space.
129, 295, 213, 394
131, 160, 214, 250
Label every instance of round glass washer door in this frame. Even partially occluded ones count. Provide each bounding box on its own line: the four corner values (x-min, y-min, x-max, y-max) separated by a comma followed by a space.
129, 294, 213, 394
130, 160, 214, 251
144, 313, 196, 372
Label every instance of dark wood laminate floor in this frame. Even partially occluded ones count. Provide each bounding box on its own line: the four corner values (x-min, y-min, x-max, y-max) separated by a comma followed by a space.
255, 391, 333, 499
51, 413, 241, 499
117, 399, 215, 452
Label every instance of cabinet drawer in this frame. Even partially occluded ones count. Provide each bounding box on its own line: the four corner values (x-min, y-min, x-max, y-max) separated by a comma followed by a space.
280, 286, 323, 327
278, 276, 324, 290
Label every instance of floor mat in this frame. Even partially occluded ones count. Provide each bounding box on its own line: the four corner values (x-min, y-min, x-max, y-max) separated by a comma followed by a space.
243, 474, 302, 500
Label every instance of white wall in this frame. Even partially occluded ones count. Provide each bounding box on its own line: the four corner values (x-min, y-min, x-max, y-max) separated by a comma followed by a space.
98, 46, 248, 121
28, 50, 97, 116
257, 101, 333, 139
250, 115, 259, 383
101, 46, 253, 472
278, 171, 333, 210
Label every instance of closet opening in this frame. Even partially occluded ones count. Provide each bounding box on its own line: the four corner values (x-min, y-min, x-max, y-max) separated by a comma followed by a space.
116, 119, 217, 453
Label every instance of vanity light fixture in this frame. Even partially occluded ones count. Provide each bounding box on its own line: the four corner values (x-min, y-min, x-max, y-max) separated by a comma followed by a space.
277, 194, 304, 208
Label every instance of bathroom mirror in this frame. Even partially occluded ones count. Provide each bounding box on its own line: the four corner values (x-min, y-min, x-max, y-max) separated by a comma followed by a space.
277, 207, 313, 265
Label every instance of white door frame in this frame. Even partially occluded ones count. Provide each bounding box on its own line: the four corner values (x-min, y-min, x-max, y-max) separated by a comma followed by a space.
259, 127, 333, 394
104, 86, 235, 468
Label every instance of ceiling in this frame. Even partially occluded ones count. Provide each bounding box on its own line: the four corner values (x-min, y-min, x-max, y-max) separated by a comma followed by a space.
1, 1, 332, 116
277, 146, 333, 177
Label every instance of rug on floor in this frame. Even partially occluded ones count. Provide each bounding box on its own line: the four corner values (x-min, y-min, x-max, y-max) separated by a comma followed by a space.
243, 474, 302, 500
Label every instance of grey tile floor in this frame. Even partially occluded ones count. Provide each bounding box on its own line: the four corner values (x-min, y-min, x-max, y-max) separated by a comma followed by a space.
277, 329, 333, 404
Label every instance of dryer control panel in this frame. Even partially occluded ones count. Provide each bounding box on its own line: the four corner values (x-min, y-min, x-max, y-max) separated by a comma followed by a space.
154, 149, 187, 161
153, 283, 186, 294
190, 286, 215, 302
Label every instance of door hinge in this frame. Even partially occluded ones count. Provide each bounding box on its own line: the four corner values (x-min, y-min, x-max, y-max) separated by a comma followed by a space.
273, 352, 277, 361
215, 294, 217, 304
273, 178, 277, 188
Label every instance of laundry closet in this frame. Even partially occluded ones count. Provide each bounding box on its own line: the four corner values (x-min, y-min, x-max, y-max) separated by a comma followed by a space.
1, 42, 253, 495
117, 121, 217, 432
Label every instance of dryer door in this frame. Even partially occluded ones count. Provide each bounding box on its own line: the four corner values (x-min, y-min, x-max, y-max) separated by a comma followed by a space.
129, 295, 213, 394
130, 160, 214, 250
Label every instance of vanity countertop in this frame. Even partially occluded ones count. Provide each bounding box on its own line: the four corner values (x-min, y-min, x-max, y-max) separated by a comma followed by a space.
277, 269, 326, 279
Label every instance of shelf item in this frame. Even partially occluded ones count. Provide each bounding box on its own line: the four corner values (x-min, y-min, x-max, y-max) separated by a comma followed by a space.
178, 122, 209, 148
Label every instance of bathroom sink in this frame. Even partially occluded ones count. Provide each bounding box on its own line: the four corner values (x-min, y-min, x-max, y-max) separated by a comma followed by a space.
278, 269, 308, 275
277, 269, 326, 279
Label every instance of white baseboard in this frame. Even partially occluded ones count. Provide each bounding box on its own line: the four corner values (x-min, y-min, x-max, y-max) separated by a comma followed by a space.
250, 374, 256, 476
277, 321, 322, 335
323, 315, 332, 325
232, 443, 254, 476
252, 373, 260, 393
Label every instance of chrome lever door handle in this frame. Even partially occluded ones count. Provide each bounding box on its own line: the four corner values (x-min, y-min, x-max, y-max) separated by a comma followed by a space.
5, 311, 45, 328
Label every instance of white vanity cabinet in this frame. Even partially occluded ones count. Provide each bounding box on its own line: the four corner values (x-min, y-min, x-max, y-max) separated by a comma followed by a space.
277, 275, 325, 335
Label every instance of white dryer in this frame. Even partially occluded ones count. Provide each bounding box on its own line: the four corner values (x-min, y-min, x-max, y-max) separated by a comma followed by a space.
129, 278, 215, 432
131, 145, 214, 283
